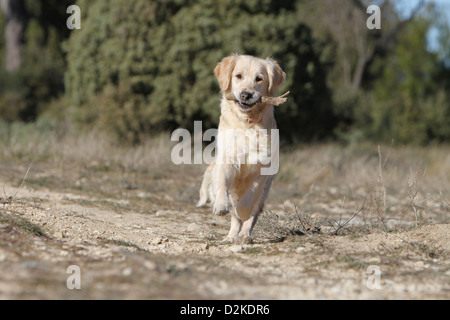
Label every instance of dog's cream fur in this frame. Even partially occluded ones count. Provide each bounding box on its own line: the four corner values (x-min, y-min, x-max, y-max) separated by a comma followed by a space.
197, 54, 286, 243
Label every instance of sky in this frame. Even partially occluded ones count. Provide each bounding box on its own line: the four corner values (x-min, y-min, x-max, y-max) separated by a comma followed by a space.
395, 0, 450, 18
394, 0, 450, 52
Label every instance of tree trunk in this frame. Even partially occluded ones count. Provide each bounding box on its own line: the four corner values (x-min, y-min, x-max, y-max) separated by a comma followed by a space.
0, 0, 27, 72
349, 0, 425, 90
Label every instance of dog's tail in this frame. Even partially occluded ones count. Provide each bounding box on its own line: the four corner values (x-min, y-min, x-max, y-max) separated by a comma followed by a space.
196, 188, 208, 207
196, 162, 214, 207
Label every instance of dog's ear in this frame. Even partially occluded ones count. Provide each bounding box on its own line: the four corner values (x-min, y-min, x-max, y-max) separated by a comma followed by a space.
214, 54, 238, 93
266, 58, 286, 96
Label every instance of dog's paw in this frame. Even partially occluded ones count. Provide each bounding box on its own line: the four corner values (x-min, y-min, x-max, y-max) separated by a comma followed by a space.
221, 236, 236, 243
196, 199, 206, 208
238, 235, 253, 244
220, 235, 253, 245
213, 201, 229, 216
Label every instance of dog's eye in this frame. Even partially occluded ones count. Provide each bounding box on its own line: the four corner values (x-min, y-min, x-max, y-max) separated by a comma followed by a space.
255, 76, 263, 82
236, 74, 242, 79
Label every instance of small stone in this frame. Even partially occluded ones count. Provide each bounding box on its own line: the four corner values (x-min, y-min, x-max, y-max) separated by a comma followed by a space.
144, 260, 156, 270
187, 223, 202, 232
54, 231, 64, 238
155, 210, 167, 217
151, 237, 168, 245
122, 267, 133, 276
171, 243, 184, 253
227, 245, 244, 253
187, 222, 202, 232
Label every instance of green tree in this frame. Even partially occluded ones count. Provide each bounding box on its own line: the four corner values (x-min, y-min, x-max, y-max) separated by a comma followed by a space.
296, 0, 450, 144
369, 8, 450, 144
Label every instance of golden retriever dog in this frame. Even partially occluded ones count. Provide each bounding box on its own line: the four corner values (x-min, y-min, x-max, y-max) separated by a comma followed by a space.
197, 54, 286, 243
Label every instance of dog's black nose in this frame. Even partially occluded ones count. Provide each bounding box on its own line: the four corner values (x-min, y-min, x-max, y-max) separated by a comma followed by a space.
240, 91, 253, 102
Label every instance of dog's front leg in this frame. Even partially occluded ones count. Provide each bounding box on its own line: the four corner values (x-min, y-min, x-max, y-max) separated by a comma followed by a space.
212, 163, 234, 216
236, 175, 274, 243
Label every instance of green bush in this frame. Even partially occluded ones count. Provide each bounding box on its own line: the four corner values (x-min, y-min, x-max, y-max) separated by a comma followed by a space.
65, 0, 333, 143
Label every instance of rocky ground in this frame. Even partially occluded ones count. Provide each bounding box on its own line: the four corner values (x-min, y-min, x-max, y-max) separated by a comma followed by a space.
0, 144, 449, 299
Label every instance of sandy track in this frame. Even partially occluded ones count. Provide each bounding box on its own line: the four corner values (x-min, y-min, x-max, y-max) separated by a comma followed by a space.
0, 175, 448, 300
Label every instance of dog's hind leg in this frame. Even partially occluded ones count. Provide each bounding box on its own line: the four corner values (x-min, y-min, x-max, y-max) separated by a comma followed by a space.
222, 212, 242, 242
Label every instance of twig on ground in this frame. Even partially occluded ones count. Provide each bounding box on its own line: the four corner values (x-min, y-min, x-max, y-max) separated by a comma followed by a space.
408, 168, 420, 227
328, 198, 365, 235
0, 163, 32, 204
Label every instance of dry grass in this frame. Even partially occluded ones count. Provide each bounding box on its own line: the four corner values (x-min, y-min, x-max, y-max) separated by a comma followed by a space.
266, 143, 449, 238
1, 123, 448, 235
0, 124, 173, 172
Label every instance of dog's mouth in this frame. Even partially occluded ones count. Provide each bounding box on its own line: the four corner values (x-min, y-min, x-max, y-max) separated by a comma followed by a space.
225, 92, 261, 111
237, 101, 257, 111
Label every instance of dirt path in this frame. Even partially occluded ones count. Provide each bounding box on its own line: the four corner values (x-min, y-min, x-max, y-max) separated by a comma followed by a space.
0, 162, 449, 299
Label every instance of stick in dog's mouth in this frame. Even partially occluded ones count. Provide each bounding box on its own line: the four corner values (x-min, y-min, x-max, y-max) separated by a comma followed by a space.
258, 91, 290, 106
226, 91, 290, 107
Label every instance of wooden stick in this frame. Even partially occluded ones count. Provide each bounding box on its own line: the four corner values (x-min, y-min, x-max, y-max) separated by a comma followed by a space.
259, 91, 290, 106
225, 91, 290, 106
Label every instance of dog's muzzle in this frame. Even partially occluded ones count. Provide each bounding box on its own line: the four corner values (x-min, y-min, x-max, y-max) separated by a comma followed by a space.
237, 91, 260, 111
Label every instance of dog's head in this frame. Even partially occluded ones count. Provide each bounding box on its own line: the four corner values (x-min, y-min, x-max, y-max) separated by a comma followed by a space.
214, 54, 286, 112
